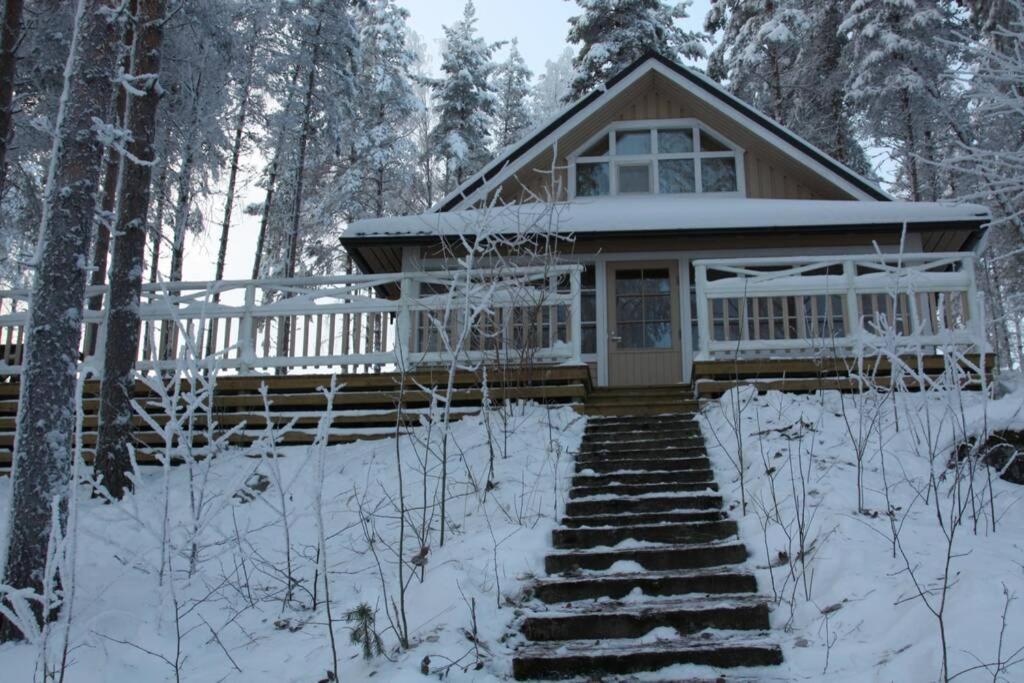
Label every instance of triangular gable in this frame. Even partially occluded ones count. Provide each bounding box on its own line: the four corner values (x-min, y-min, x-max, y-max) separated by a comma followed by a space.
433, 52, 888, 212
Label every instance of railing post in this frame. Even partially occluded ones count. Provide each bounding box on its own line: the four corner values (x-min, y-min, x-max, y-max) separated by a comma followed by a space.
963, 255, 984, 351
395, 272, 414, 371
843, 260, 860, 355
694, 263, 711, 360
238, 283, 257, 373
570, 266, 582, 363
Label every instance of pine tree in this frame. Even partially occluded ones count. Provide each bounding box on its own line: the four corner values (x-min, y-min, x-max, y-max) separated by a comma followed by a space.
0, 0, 121, 641
842, 0, 964, 200
339, 0, 420, 219
705, 0, 805, 126
0, 0, 25, 198
430, 0, 497, 191
706, 1, 869, 173
566, 0, 706, 100
492, 39, 533, 149
532, 46, 574, 122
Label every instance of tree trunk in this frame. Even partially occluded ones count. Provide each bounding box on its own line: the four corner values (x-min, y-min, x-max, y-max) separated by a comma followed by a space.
0, 0, 24, 200
0, 0, 120, 642
250, 67, 299, 281
84, 11, 134, 356
159, 74, 201, 361
278, 22, 322, 367
212, 39, 255, 297
93, 0, 166, 500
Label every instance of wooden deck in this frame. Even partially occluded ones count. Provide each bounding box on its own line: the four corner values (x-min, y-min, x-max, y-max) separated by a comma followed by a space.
0, 365, 592, 471
692, 354, 994, 398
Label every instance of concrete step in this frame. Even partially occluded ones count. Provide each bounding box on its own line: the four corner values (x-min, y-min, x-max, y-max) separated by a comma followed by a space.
585, 417, 700, 433
578, 443, 707, 458
569, 481, 720, 499
562, 510, 725, 528
531, 568, 758, 603
552, 519, 737, 549
512, 631, 783, 680
521, 594, 771, 641
576, 456, 711, 474
545, 541, 746, 574
565, 494, 723, 518
582, 428, 702, 444
571, 469, 715, 487
588, 413, 697, 425
581, 435, 706, 452
581, 404, 699, 417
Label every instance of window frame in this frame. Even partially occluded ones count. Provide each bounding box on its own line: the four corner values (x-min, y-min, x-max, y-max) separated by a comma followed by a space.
568, 119, 746, 199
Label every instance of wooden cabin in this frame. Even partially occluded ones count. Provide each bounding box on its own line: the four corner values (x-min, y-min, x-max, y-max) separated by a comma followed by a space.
341, 52, 991, 391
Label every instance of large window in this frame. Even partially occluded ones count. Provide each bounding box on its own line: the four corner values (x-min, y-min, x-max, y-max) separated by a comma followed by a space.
572, 121, 743, 198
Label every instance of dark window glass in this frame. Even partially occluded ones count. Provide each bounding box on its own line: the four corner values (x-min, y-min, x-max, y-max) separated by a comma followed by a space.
577, 162, 609, 196
617, 163, 651, 193
582, 134, 610, 157
701, 158, 737, 192
700, 129, 730, 152
616, 130, 651, 155
659, 158, 696, 194
658, 128, 694, 153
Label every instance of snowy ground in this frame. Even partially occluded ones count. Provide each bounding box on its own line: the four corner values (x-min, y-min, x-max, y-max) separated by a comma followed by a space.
0, 403, 584, 682
3, 380, 1024, 682
699, 381, 1024, 683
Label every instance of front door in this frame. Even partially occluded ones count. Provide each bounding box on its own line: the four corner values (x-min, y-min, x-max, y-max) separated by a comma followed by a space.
606, 262, 682, 386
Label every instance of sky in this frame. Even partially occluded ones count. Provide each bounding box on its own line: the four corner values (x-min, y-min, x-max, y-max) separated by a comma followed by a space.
181, 0, 715, 283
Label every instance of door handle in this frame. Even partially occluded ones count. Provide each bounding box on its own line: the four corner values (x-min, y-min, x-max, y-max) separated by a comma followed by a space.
610, 335, 622, 343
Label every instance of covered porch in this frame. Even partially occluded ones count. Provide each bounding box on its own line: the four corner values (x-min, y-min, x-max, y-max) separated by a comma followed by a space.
0, 252, 988, 386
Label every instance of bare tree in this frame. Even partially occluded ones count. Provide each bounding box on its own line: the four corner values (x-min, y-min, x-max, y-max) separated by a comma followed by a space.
0, 0, 121, 642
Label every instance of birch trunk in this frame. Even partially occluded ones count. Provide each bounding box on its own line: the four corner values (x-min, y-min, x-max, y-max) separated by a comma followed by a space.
0, 0, 120, 642
93, 0, 166, 500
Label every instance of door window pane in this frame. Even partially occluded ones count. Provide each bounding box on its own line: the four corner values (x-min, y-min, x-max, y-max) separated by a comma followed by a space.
658, 158, 696, 194
614, 268, 674, 349
658, 128, 694, 153
701, 158, 738, 192
616, 130, 651, 155
617, 163, 651, 193
645, 321, 673, 348
577, 162, 609, 196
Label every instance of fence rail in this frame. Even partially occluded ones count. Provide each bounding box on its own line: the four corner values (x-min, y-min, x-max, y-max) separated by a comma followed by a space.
0, 265, 584, 376
692, 252, 985, 361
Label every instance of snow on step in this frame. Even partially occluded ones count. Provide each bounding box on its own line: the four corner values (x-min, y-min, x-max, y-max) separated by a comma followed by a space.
513, 407, 780, 680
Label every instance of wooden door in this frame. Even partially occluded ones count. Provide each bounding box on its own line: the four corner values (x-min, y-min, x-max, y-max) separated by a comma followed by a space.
606, 261, 682, 386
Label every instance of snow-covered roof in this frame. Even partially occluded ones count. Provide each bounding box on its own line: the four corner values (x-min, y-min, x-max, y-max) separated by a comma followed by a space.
343, 197, 990, 242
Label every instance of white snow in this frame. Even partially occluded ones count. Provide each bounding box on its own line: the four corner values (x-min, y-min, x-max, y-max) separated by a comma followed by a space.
700, 382, 1024, 682
0, 404, 584, 682
344, 196, 990, 241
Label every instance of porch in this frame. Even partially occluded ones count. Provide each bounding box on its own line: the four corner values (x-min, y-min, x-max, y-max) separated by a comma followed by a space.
0, 252, 988, 385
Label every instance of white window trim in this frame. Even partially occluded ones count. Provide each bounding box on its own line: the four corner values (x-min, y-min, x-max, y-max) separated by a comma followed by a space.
568, 118, 747, 199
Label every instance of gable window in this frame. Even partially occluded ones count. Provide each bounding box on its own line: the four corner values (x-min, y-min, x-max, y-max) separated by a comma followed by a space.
571, 120, 744, 198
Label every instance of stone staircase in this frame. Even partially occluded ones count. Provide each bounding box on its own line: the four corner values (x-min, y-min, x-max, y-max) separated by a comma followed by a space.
513, 394, 782, 680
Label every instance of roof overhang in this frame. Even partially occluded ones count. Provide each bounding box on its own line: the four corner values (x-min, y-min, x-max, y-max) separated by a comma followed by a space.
341, 198, 991, 276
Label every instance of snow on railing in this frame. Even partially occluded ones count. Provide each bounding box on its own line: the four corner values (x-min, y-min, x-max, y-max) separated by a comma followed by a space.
0, 264, 585, 376
693, 252, 985, 361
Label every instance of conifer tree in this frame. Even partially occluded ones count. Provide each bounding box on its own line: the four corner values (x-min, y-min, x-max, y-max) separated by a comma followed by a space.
492, 39, 533, 149
566, 0, 705, 100
430, 0, 497, 192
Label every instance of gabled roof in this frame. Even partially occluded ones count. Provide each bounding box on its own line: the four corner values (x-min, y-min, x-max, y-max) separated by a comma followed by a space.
431, 52, 890, 212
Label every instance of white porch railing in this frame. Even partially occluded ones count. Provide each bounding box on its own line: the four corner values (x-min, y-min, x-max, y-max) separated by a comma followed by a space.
693, 252, 986, 361
0, 265, 584, 376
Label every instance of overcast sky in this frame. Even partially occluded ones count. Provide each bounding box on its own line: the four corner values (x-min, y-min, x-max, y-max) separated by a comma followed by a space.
183, 1, 715, 282
401, 0, 712, 74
